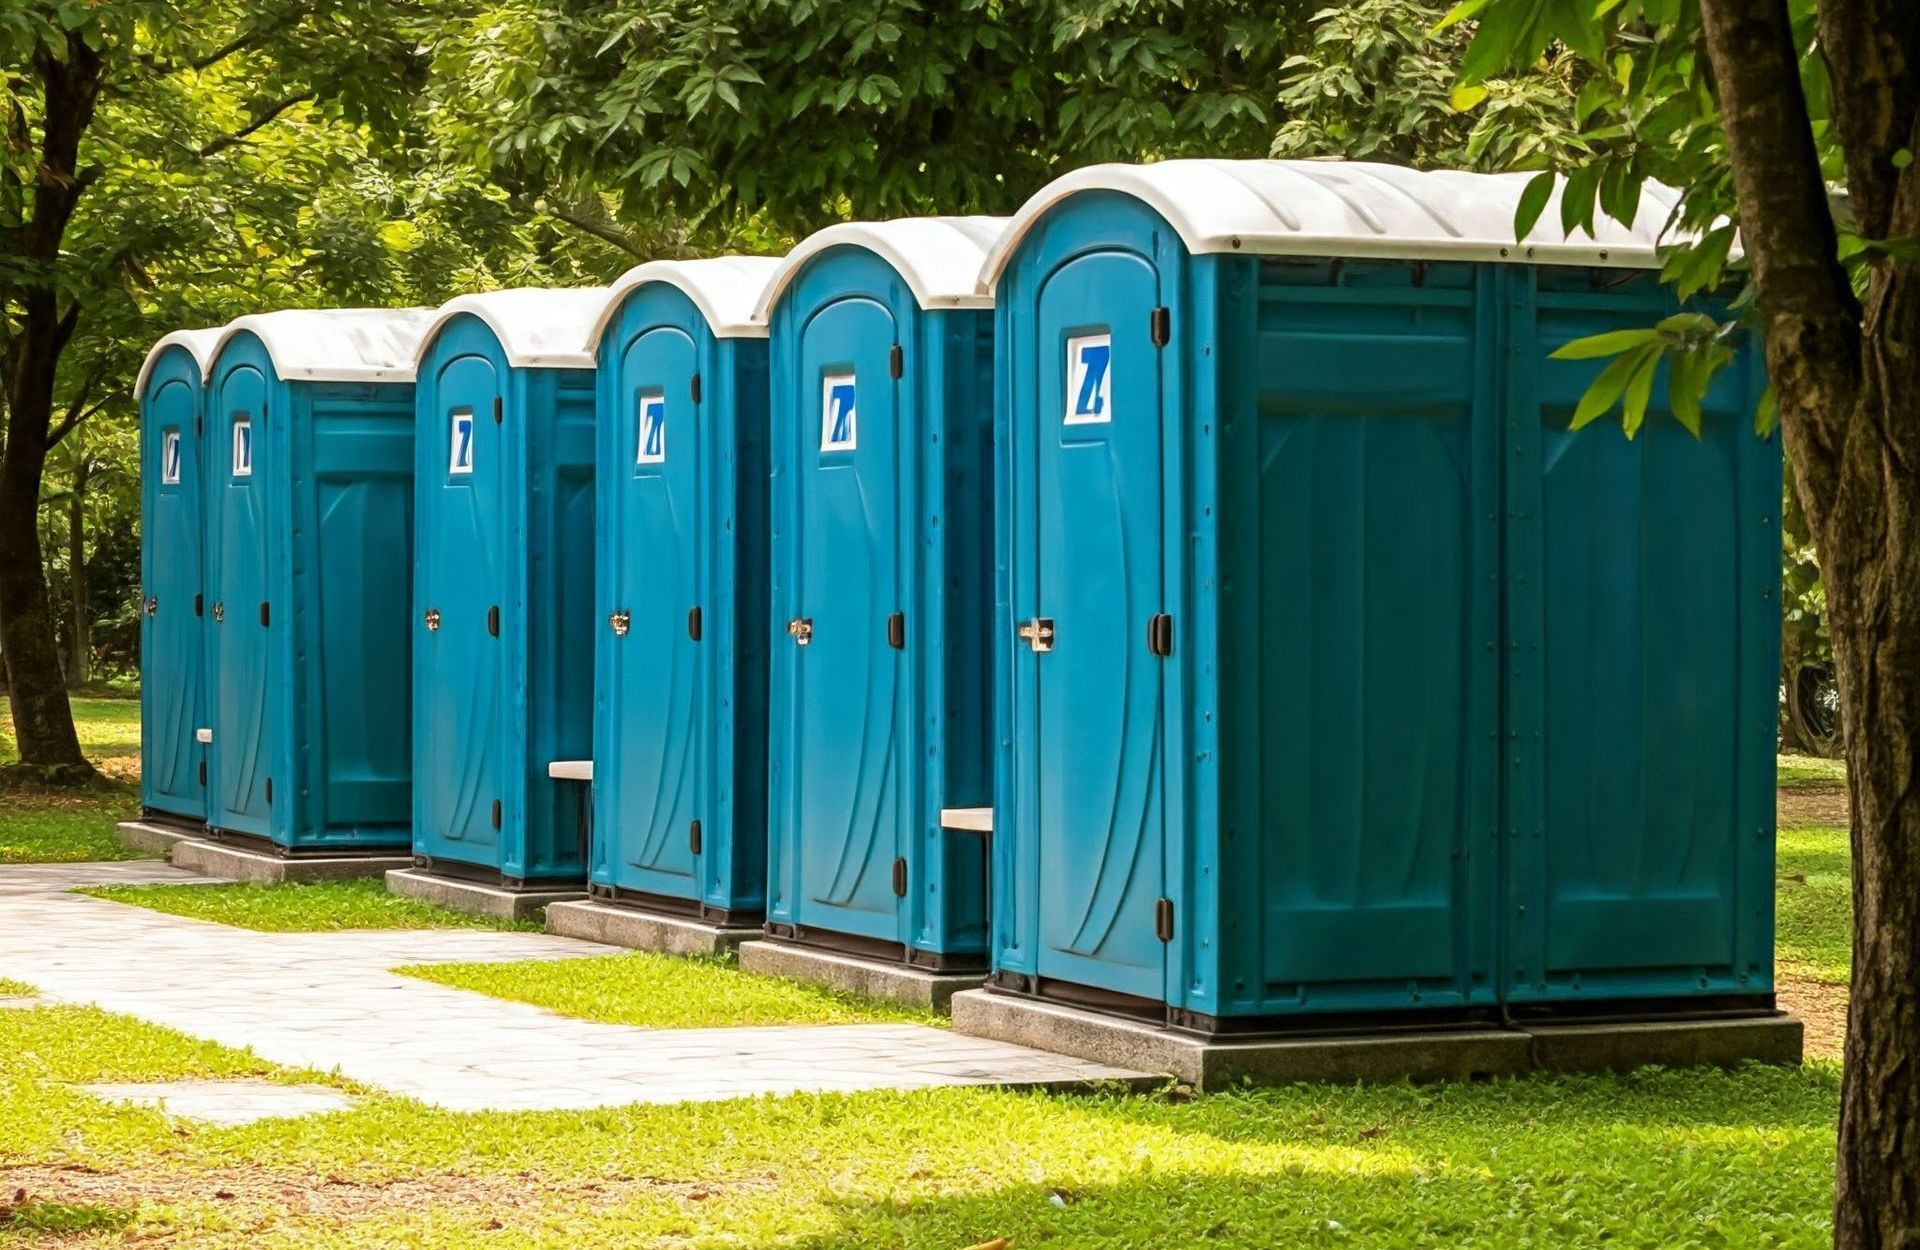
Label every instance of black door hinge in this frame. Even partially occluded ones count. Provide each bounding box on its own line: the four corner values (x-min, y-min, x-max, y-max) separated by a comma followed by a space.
690, 373, 703, 404
487, 605, 501, 637
195, 415, 202, 437
1148, 613, 1173, 657
891, 856, 908, 897
687, 606, 702, 642
198, 760, 207, 787
259, 601, 270, 628
689, 819, 703, 856
491, 799, 502, 830
889, 343, 903, 379
1155, 897, 1174, 942
1150, 305, 1171, 347
886, 612, 905, 649
194, 594, 203, 617
492, 396, 503, 424
264, 777, 274, 805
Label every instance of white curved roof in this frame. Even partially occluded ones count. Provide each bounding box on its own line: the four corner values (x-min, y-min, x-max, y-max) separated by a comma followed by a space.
979, 160, 1698, 291
589, 257, 783, 345
135, 327, 224, 397
755, 216, 1009, 318
210, 308, 437, 384
416, 287, 610, 371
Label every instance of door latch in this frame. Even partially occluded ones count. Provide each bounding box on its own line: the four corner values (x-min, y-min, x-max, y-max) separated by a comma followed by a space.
787, 617, 813, 646
610, 610, 631, 637
144, 596, 158, 616
423, 608, 440, 632
211, 602, 225, 623
1016, 618, 1055, 653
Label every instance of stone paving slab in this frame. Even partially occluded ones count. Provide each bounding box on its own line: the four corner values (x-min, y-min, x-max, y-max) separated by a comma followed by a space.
80, 1080, 357, 1126
0, 861, 1148, 1111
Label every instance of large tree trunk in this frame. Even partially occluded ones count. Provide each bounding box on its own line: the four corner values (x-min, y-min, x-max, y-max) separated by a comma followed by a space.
63, 458, 90, 691
1696, 0, 1920, 1244
0, 33, 102, 777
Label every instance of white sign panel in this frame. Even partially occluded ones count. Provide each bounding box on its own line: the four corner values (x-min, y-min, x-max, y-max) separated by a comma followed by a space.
821, 373, 857, 452
1064, 333, 1113, 425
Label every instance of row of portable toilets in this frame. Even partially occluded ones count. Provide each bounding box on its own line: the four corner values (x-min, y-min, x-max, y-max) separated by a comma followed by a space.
137, 160, 1782, 1039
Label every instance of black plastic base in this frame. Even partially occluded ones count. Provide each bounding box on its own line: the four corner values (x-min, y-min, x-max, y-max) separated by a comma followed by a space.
762, 923, 988, 975
409, 853, 583, 892
585, 881, 763, 929
206, 827, 409, 859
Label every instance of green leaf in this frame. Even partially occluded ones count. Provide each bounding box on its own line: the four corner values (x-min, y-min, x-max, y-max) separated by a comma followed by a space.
1432, 0, 1498, 34
1514, 170, 1556, 238
1569, 345, 1649, 430
1755, 386, 1780, 436
1458, 0, 1537, 85
1450, 83, 1490, 111
1553, 327, 1660, 359
1668, 349, 1704, 437
1559, 161, 1601, 237
1620, 347, 1662, 438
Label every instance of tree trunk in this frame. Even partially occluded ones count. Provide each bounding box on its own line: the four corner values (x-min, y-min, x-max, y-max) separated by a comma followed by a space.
64, 459, 89, 691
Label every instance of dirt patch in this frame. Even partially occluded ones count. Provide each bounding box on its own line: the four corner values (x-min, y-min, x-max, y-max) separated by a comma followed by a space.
1778, 785, 1849, 829
1777, 975, 1847, 1061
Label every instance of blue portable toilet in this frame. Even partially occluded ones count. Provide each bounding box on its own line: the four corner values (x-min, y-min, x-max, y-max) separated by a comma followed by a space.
755, 217, 1004, 971
978, 160, 1778, 1028
409, 288, 604, 887
137, 328, 223, 827
202, 309, 434, 852
584, 258, 781, 922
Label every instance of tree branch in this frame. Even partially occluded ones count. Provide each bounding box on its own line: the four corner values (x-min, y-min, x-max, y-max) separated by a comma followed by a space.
139, 5, 315, 81
198, 91, 313, 159
544, 203, 653, 258
47, 397, 110, 450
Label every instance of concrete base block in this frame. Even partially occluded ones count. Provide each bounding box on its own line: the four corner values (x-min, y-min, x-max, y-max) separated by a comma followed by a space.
116, 820, 199, 858
950, 991, 1529, 1088
170, 838, 410, 885
1519, 1012, 1804, 1072
545, 900, 758, 956
385, 869, 584, 922
738, 940, 984, 1012
950, 991, 1806, 1089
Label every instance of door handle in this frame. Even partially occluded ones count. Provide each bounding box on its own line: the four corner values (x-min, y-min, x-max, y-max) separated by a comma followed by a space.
787, 617, 813, 646
144, 596, 158, 616
1017, 617, 1055, 653
211, 602, 225, 623
423, 608, 440, 632
609, 610, 630, 637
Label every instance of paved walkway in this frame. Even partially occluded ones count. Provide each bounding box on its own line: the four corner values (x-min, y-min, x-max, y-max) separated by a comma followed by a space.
0, 861, 1143, 1111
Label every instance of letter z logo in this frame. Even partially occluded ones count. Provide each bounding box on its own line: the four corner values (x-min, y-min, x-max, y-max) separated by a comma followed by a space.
821, 373, 857, 451
1064, 334, 1113, 425
637, 393, 667, 465
449, 408, 475, 475
161, 430, 182, 485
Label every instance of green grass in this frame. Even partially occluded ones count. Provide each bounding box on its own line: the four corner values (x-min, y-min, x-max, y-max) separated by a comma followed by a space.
0, 694, 147, 864
0, 1002, 1839, 1249
397, 950, 943, 1029
0, 979, 36, 999
75, 878, 538, 933
1778, 752, 1847, 788
1777, 824, 1850, 986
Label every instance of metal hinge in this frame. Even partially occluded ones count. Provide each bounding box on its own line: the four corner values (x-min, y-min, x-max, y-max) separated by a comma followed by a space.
491, 799, 502, 830
891, 856, 908, 898
1150, 305, 1170, 348
690, 372, 702, 404
487, 605, 501, 637
1148, 613, 1173, 657
265, 777, 274, 805
198, 760, 207, 787
689, 820, 703, 856
195, 415, 203, 436
259, 601, 270, 628
688, 606, 702, 642
889, 343, 903, 379
1017, 617, 1055, 653
609, 610, 630, 637
787, 617, 813, 646
194, 594, 203, 617
492, 396, 503, 424
886, 612, 905, 649
1155, 897, 1174, 942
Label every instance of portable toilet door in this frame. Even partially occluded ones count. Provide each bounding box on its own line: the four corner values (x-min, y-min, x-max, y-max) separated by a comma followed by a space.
586, 258, 779, 920
137, 328, 222, 827
202, 309, 432, 852
755, 217, 1003, 969
978, 160, 1776, 1027
410, 289, 604, 887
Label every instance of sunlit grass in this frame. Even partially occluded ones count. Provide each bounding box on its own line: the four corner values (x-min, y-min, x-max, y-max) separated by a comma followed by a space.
76, 879, 536, 933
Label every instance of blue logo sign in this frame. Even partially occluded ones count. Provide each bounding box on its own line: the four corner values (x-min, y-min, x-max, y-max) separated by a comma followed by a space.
449, 408, 474, 475
161, 430, 182, 485
637, 394, 667, 465
821, 373, 857, 451
1064, 333, 1113, 425
231, 417, 253, 477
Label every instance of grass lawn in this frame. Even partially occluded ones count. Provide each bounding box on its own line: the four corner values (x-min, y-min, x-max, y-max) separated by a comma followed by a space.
75, 879, 538, 933
0, 1003, 1839, 1249
0, 979, 36, 999
0, 695, 146, 864
397, 951, 942, 1029
1778, 751, 1847, 789
1776, 825, 1850, 987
